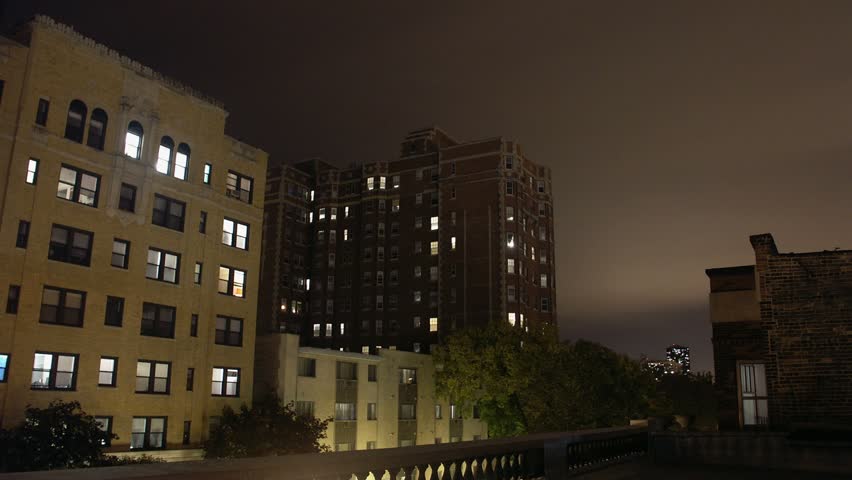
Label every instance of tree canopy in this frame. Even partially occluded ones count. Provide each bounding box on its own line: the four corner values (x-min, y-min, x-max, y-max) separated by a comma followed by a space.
204, 393, 330, 458
433, 323, 656, 437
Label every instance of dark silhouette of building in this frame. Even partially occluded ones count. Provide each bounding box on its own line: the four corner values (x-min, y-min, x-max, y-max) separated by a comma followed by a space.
707, 233, 852, 430
257, 127, 556, 355
666, 344, 690, 374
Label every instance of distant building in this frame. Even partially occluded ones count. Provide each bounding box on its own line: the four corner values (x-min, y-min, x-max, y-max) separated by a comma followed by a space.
707, 233, 852, 430
255, 333, 487, 450
258, 128, 557, 354
666, 344, 690, 374
640, 355, 682, 381
0, 16, 267, 452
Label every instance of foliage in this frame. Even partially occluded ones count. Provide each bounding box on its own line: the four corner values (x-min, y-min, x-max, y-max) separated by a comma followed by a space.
204, 393, 330, 458
434, 323, 655, 437
0, 400, 115, 472
651, 371, 718, 431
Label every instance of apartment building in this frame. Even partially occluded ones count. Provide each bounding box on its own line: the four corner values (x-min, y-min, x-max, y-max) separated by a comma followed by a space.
256, 333, 487, 450
0, 17, 266, 451
259, 127, 556, 354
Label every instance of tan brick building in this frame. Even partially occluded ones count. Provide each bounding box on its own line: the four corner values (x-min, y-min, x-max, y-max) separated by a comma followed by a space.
0, 17, 266, 451
259, 127, 557, 354
256, 333, 487, 450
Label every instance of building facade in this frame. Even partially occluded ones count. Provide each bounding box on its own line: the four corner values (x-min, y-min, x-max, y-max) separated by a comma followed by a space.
0, 17, 267, 451
256, 333, 487, 450
259, 128, 556, 354
665, 344, 690, 374
707, 233, 852, 430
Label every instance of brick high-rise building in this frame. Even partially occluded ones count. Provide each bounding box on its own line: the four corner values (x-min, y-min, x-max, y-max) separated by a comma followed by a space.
0, 17, 267, 452
666, 344, 690, 374
258, 127, 556, 356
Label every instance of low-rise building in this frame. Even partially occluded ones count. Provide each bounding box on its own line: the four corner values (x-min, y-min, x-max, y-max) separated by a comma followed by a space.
707, 233, 852, 430
255, 333, 487, 450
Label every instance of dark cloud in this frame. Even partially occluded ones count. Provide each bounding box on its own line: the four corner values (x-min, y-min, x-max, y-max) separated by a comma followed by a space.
11, 1, 852, 372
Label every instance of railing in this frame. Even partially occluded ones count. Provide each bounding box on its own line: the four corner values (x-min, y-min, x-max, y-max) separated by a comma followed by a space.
0, 426, 647, 480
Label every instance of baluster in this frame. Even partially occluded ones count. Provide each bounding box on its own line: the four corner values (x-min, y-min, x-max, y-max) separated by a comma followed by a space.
494, 456, 506, 480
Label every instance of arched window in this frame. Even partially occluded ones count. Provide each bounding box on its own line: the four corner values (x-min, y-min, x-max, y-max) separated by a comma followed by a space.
124, 121, 144, 159
156, 136, 174, 175
175, 143, 190, 180
64, 99, 87, 143
86, 108, 108, 150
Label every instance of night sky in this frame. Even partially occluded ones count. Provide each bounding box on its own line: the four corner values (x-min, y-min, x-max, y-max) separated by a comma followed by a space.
8, 1, 852, 373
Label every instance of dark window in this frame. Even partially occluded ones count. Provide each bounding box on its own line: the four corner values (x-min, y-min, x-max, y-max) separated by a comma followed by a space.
211, 367, 240, 397
64, 99, 87, 143
215, 316, 243, 346
194, 262, 202, 284
130, 417, 166, 450
190, 314, 198, 337
35, 98, 49, 126
297, 357, 316, 377
146, 248, 180, 284
48, 224, 93, 266
156, 136, 174, 176
26, 158, 39, 184
6, 285, 20, 314
152, 194, 185, 231
182, 420, 191, 445
98, 357, 117, 387
186, 367, 194, 391
367, 403, 377, 420
203, 163, 212, 185
0, 80, 4, 104
40, 286, 86, 327
0, 354, 7, 382
124, 121, 144, 159
31, 352, 78, 390
199, 211, 207, 233
217, 266, 245, 298
57, 164, 100, 207
105, 296, 124, 327
336, 361, 357, 381
175, 143, 189, 180
368, 364, 377, 382
111, 239, 130, 269
95, 417, 112, 446
16, 220, 29, 248
135, 360, 170, 394
141, 303, 176, 339
226, 170, 253, 203
86, 108, 108, 150
119, 183, 137, 212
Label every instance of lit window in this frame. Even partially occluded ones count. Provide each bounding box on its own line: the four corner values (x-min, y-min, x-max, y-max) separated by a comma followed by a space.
313, 324, 320, 337
130, 417, 166, 450
429, 317, 438, 332
226, 170, 253, 204
414, 291, 421, 303
392, 199, 400, 212
392, 175, 400, 188
146, 248, 180, 284
506, 233, 515, 248
430, 241, 438, 255
26, 158, 39, 184
135, 360, 170, 394
380, 176, 386, 189
508, 312, 516, 326
507, 258, 515, 274
739, 363, 769, 425
367, 177, 375, 190
506, 206, 514, 221
124, 121, 144, 158
111, 239, 130, 269
218, 266, 246, 298
222, 218, 250, 250
203, 163, 212, 184
174, 144, 190, 180
57, 165, 100, 207
156, 137, 173, 175
99, 357, 117, 387
31, 352, 78, 390
331, 207, 337, 220
212, 367, 240, 397
451, 236, 457, 250
540, 274, 548, 288
430, 216, 439, 231
344, 229, 349, 241
318, 208, 326, 220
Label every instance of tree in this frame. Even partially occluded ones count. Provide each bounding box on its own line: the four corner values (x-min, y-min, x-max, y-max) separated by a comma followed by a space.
204, 393, 330, 458
651, 372, 717, 430
0, 400, 114, 472
434, 324, 654, 437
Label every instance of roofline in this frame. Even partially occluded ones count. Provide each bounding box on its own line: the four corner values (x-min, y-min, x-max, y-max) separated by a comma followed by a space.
705, 265, 755, 277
